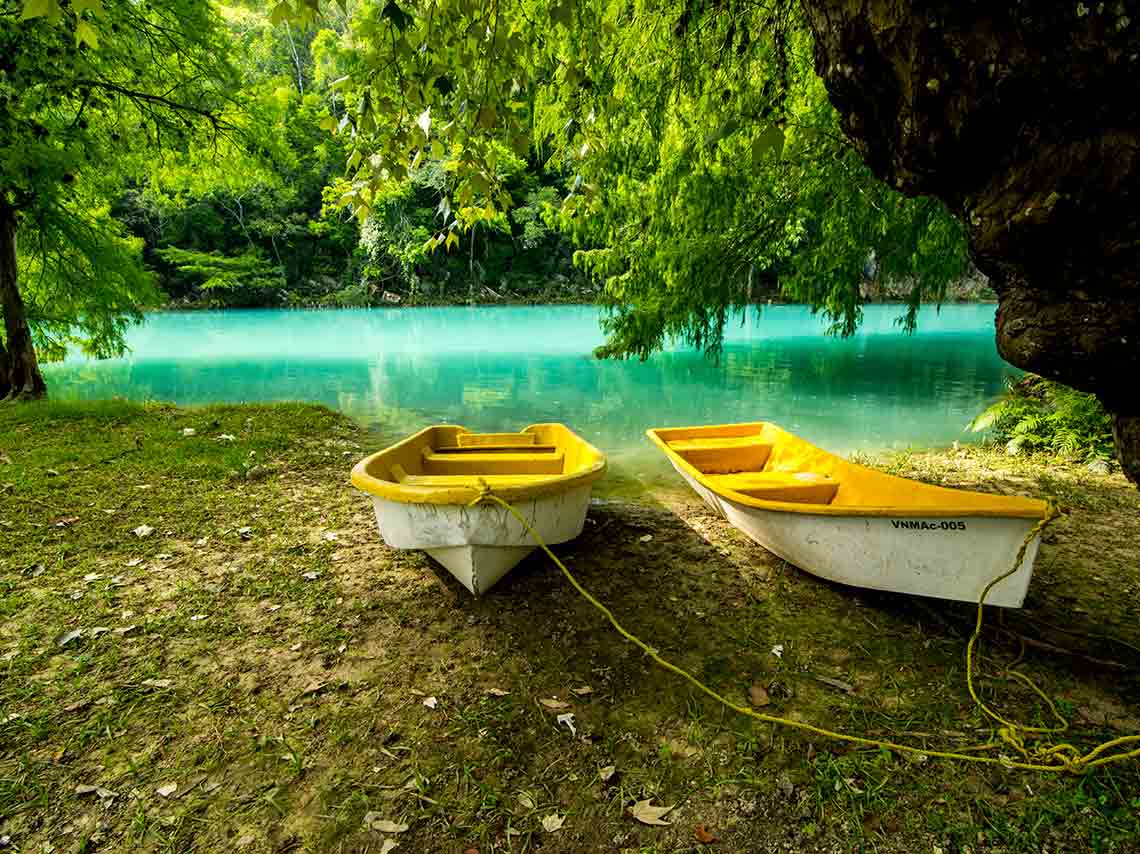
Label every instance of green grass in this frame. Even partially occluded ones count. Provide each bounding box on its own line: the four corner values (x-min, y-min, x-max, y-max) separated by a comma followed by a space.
2, 401, 1140, 852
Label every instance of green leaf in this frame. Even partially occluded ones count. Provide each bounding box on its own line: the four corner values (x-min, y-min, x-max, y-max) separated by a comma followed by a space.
328, 75, 351, 92
268, 1, 292, 27
20, 0, 57, 20
474, 104, 497, 131
318, 115, 339, 133
75, 19, 99, 48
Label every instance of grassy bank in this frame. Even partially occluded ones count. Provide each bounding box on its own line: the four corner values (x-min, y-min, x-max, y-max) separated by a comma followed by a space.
2, 402, 1139, 853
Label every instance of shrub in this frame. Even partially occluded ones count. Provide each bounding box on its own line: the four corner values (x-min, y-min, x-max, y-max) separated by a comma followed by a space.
969, 375, 1115, 462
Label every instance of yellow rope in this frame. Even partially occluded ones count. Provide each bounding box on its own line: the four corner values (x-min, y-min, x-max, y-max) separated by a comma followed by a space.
471, 487, 1140, 773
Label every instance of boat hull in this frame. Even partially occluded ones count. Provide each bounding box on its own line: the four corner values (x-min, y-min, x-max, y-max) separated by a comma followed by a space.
673, 463, 1040, 608
368, 484, 593, 594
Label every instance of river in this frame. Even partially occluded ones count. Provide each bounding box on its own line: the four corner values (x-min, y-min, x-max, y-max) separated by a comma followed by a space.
45, 304, 1016, 479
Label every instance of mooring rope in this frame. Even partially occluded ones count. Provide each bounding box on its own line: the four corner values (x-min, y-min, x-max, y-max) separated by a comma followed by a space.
471, 486, 1140, 772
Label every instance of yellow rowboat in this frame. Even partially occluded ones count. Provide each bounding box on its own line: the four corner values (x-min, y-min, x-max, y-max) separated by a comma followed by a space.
647, 423, 1051, 607
352, 424, 606, 594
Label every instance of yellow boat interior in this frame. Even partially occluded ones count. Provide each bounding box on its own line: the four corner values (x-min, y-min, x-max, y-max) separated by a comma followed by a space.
647, 422, 1049, 519
352, 424, 606, 504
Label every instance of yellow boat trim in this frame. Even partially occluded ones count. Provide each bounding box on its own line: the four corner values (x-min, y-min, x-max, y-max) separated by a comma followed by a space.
647, 421, 1049, 519
351, 424, 606, 505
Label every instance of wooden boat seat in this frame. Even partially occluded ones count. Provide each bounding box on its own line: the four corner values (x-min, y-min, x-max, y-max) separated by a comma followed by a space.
393, 470, 555, 488
669, 438, 772, 474
456, 432, 537, 447
432, 444, 559, 455
710, 471, 839, 504
421, 446, 565, 475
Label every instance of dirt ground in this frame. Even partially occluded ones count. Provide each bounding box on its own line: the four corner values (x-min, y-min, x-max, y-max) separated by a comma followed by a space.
1, 402, 1139, 853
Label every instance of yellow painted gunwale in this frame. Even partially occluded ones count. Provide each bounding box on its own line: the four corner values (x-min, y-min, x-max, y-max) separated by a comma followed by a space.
647, 422, 1049, 520
351, 423, 606, 505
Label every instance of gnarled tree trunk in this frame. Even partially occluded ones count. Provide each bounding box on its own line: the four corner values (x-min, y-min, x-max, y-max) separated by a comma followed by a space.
0, 204, 46, 402
802, 1, 1140, 482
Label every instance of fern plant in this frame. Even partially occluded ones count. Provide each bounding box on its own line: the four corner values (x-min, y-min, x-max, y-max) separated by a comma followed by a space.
969, 376, 1115, 462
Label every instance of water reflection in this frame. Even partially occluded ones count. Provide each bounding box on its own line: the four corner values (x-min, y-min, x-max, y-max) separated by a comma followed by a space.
45, 305, 1016, 467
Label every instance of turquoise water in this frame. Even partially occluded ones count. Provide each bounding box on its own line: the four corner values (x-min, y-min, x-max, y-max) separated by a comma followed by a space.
45, 304, 1016, 473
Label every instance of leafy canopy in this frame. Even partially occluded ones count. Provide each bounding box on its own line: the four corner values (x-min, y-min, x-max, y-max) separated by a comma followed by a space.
296, 0, 969, 355
3, 0, 237, 357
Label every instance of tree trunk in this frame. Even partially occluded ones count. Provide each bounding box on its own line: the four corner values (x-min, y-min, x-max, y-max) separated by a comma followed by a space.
802, 0, 1140, 482
0, 204, 47, 402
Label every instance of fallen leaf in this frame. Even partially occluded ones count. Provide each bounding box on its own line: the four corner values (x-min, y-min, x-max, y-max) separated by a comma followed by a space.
201, 780, 222, 794
194, 537, 209, 547
695, 823, 718, 844
0, 451, 10, 464
57, 516, 80, 527
113, 625, 139, 637
189, 614, 208, 622
236, 836, 255, 847
142, 679, 173, 689
83, 573, 103, 583
556, 712, 577, 736
484, 687, 509, 697
814, 675, 855, 694
379, 841, 399, 854
265, 604, 282, 612
301, 571, 321, 581
126, 558, 144, 567
598, 765, 617, 783
539, 698, 569, 711
301, 680, 328, 696
570, 685, 593, 696
237, 526, 253, 540
75, 784, 117, 800
24, 564, 46, 578
89, 627, 110, 638
422, 696, 438, 709
323, 532, 339, 542
362, 814, 409, 833
181, 428, 196, 437
770, 644, 784, 659
517, 792, 536, 810
541, 814, 565, 833
56, 629, 84, 647
217, 434, 236, 442
132, 524, 154, 539
631, 799, 675, 826
156, 782, 178, 798
46, 468, 60, 477
639, 533, 653, 543
749, 684, 770, 707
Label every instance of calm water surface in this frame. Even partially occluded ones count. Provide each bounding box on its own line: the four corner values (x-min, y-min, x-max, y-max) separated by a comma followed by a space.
45, 304, 1016, 479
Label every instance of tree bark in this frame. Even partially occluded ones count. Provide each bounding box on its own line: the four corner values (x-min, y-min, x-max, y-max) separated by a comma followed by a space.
802, 1, 1140, 482
0, 204, 47, 402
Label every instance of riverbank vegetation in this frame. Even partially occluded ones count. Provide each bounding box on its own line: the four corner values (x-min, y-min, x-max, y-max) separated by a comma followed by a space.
2, 401, 1139, 852
3, 0, 998, 402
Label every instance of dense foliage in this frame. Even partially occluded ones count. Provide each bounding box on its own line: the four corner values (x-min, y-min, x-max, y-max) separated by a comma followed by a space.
295, 0, 971, 356
970, 376, 1116, 463
6, 0, 984, 398
1, 0, 238, 396
111, 6, 586, 309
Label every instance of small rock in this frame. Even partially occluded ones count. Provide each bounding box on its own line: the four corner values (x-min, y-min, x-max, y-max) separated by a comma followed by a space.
1085, 458, 1111, 475
748, 684, 770, 707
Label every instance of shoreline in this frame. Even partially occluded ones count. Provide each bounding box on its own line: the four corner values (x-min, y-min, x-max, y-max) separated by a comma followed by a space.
2, 400, 1137, 852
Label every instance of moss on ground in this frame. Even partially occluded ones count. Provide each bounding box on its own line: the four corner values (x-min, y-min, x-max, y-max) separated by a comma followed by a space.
1, 402, 1139, 853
